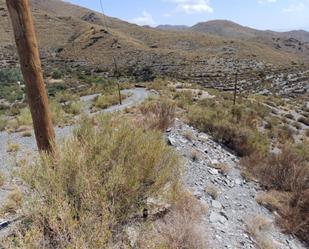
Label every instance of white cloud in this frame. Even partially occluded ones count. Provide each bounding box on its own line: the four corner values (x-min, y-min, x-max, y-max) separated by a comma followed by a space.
132, 11, 156, 26
258, 0, 277, 4
283, 2, 305, 12
167, 0, 214, 14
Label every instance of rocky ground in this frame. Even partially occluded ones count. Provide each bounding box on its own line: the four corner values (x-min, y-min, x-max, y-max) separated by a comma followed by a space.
168, 120, 307, 249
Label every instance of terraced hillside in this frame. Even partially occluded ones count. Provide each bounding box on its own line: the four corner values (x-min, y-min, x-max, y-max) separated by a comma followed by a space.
0, 0, 308, 97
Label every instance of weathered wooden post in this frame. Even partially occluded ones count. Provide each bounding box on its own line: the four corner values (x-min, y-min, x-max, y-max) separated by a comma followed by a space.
6, 0, 55, 152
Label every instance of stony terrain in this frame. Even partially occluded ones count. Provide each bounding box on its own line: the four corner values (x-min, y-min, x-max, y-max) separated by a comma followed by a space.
168, 120, 307, 249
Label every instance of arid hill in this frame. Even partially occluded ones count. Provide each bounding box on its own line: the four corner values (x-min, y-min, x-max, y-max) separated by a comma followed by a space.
0, 0, 308, 94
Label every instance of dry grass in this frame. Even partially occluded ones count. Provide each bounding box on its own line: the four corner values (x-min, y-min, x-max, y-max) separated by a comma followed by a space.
0, 115, 7, 131
246, 215, 276, 249
182, 130, 195, 142
0, 171, 5, 187
137, 192, 208, 249
140, 99, 176, 131
190, 149, 200, 162
205, 184, 220, 200
0, 189, 23, 215
21, 131, 32, 137
6, 142, 20, 153
209, 163, 231, 175
92, 92, 124, 110
3, 115, 181, 248
255, 191, 290, 212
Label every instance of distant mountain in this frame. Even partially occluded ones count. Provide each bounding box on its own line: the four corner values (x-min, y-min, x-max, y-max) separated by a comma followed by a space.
156, 25, 189, 31
190, 20, 260, 39
281, 30, 309, 43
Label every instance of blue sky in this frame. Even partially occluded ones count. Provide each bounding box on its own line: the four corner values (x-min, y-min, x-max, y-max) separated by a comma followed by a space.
66, 0, 309, 31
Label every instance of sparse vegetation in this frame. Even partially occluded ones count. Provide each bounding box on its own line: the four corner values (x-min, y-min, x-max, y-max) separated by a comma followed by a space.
187, 99, 269, 156
3, 115, 181, 248
241, 144, 309, 243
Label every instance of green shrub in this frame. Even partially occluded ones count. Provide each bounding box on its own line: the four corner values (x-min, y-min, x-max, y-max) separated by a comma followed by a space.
0, 68, 22, 84
51, 70, 63, 80
4, 115, 180, 248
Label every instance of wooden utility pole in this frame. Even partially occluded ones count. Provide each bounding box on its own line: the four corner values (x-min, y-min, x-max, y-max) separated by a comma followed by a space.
6, 0, 55, 152
233, 71, 238, 105
113, 57, 122, 105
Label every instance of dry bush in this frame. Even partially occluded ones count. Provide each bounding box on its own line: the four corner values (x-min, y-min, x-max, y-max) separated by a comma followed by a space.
190, 149, 199, 162
205, 184, 219, 200
280, 189, 309, 244
209, 163, 230, 175
3, 115, 181, 248
241, 145, 308, 192
140, 99, 176, 131
246, 215, 276, 249
182, 130, 195, 141
1, 189, 23, 215
255, 191, 290, 212
241, 144, 309, 244
138, 193, 208, 249
7, 142, 20, 153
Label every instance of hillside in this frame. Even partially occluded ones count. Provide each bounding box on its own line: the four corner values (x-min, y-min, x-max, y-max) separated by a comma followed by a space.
0, 0, 308, 96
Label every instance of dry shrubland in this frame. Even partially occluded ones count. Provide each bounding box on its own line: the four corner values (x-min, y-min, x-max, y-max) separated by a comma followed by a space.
187, 99, 269, 156
2, 115, 181, 248
241, 144, 309, 244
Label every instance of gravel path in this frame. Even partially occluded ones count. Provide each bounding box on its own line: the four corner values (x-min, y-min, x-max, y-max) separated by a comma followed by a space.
168, 119, 307, 249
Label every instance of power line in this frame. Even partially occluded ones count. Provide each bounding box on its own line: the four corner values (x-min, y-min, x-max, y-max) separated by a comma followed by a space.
99, 0, 108, 30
